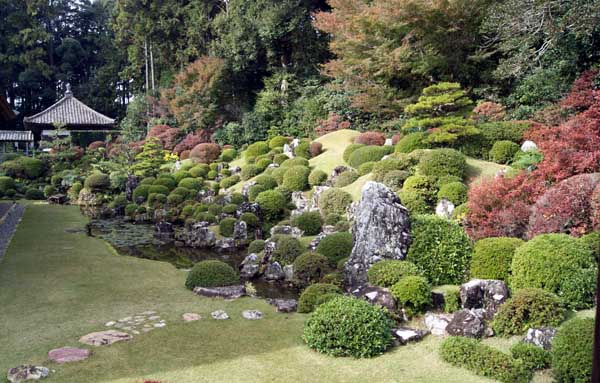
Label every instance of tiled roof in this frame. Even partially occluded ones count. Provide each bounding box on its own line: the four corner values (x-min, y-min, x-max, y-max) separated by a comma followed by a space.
0, 130, 34, 141
24, 92, 115, 126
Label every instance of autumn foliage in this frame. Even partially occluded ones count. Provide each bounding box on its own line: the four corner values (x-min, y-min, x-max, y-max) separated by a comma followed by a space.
147, 125, 181, 151
173, 130, 211, 155
190, 143, 221, 164
315, 113, 351, 136
354, 131, 386, 146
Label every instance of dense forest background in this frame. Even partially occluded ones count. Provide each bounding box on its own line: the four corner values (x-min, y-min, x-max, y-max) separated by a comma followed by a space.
1, 0, 599, 144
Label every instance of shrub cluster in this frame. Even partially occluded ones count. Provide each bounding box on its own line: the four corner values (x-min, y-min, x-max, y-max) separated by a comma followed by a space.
367, 260, 421, 288
316, 232, 353, 263
84, 173, 110, 192
308, 169, 327, 186
417, 149, 466, 181
354, 131, 386, 146
551, 318, 594, 383
469, 237, 524, 281
509, 343, 551, 371
334, 170, 359, 187
190, 143, 221, 163
489, 140, 520, 164
390, 276, 432, 316
282, 166, 310, 191
271, 235, 304, 265
437, 182, 467, 205
219, 217, 237, 237
297, 283, 342, 313
293, 252, 330, 285
347, 146, 392, 168
255, 190, 286, 220
291, 211, 322, 235
185, 260, 239, 289
319, 188, 353, 217
395, 132, 429, 153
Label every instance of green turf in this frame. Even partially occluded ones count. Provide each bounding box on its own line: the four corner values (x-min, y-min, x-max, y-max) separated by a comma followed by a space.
466, 157, 508, 184
0, 204, 498, 383
309, 129, 361, 175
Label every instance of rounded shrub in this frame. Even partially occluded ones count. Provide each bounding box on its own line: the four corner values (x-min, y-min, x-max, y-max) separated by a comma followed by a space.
148, 193, 167, 206
171, 187, 192, 199
511, 233, 596, 309
43, 185, 57, 198
308, 169, 328, 187
207, 170, 217, 180
395, 132, 429, 154
269, 135, 289, 149
390, 275, 432, 316
167, 193, 184, 206
347, 145, 391, 168
343, 143, 365, 163
125, 203, 138, 217
402, 174, 436, 203
303, 296, 394, 358
153, 176, 177, 190
372, 157, 414, 182
132, 184, 151, 202
219, 175, 240, 189
207, 203, 222, 216
281, 157, 309, 167
174, 170, 192, 183
271, 235, 304, 265
255, 158, 272, 172
254, 174, 277, 190
358, 161, 375, 176
25, 188, 45, 200
185, 260, 239, 289
398, 190, 431, 214
241, 165, 261, 180
407, 215, 472, 285
293, 252, 331, 285
0, 176, 15, 193
190, 143, 221, 163
240, 212, 259, 228
510, 343, 551, 371
354, 131, 386, 146
334, 170, 359, 187
319, 188, 353, 217
84, 173, 110, 192
248, 239, 265, 254
219, 217, 237, 237
383, 170, 411, 190
551, 318, 594, 383
437, 182, 468, 205
489, 140, 520, 164
178, 177, 203, 191
294, 141, 311, 159
194, 212, 217, 223
291, 211, 323, 235
273, 153, 289, 165
148, 185, 170, 196
470, 237, 524, 281
417, 148, 466, 181
1, 157, 45, 179
316, 232, 353, 263
248, 184, 266, 202
189, 164, 209, 178
255, 190, 286, 221
282, 165, 310, 191
220, 148, 237, 162
367, 260, 421, 288
222, 203, 237, 215
245, 141, 270, 161
297, 282, 341, 313
492, 288, 566, 336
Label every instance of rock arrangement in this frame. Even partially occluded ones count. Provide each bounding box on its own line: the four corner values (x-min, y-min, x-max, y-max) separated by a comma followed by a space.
102, 311, 167, 335
48, 347, 91, 364
193, 285, 246, 299
7, 365, 49, 383
344, 182, 412, 287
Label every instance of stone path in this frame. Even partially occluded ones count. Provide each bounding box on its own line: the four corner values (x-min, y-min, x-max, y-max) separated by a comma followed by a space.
102, 311, 167, 335
0, 203, 24, 262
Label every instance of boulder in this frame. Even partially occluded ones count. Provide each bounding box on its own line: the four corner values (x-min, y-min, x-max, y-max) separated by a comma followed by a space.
193, 285, 246, 299
424, 312, 454, 336
197, 189, 216, 204
283, 143, 294, 159
262, 239, 278, 262
446, 309, 486, 338
235, 202, 262, 218
48, 347, 90, 364
435, 199, 455, 219
283, 264, 295, 281
182, 313, 201, 322
48, 194, 67, 205
175, 222, 216, 248
392, 328, 429, 345
211, 310, 230, 320
344, 182, 412, 287
215, 238, 236, 251
154, 221, 174, 240
242, 310, 263, 320
291, 192, 312, 216
233, 220, 247, 240
384, 138, 393, 146
308, 226, 338, 251
523, 327, 557, 350
79, 330, 132, 346
264, 262, 285, 280
460, 279, 509, 320
311, 186, 330, 211
240, 253, 260, 278
354, 285, 396, 312
270, 225, 303, 238
521, 140, 538, 152
229, 166, 242, 175
242, 181, 257, 198
267, 298, 297, 313
7, 366, 49, 383
267, 163, 279, 169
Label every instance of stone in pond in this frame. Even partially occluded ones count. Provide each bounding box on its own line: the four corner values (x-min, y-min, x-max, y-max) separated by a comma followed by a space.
211, 310, 230, 320
7, 365, 49, 382
79, 330, 132, 346
182, 313, 201, 322
267, 299, 297, 313
392, 328, 428, 345
48, 347, 91, 364
240, 253, 260, 278
193, 285, 246, 299
242, 310, 263, 320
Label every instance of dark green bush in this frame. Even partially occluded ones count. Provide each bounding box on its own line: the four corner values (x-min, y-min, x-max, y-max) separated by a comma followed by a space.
207, 203, 222, 216
470, 237, 524, 281
303, 296, 394, 358
294, 141, 311, 159
271, 235, 304, 265
0, 157, 44, 179
219, 175, 240, 189
0, 176, 15, 193
395, 132, 429, 154
417, 148, 466, 182
43, 185, 57, 198
167, 193, 184, 206
281, 157, 309, 167
308, 169, 328, 187
148, 184, 170, 196
320, 272, 344, 287
240, 212, 259, 228
194, 212, 217, 223
383, 170, 411, 190
174, 170, 192, 183
132, 185, 150, 201
343, 143, 365, 163
154, 176, 177, 190
293, 252, 331, 285
125, 203, 138, 217
437, 182, 468, 205
185, 260, 239, 289
25, 188, 44, 200
248, 239, 265, 254
297, 283, 342, 313
324, 213, 341, 226
219, 217, 237, 237
84, 173, 110, 192
241, 165, 261, 180
269, 135, 289, 149
510, 343, 551, 371
439, 337, 531, 383
511, 233, 596, 309
319, 188, 353, 217
255, 190, 286, 220
292, 211, 323, 235
140, 177, 155, 185
255, 174, 277, 190
551, 318, 594, 383
398, 190, 431, 214
347, 145, 392, 168
222, 203, 237, 214
245, 141, 270, 161
492, 288, 566, 336
407, 215, 472, 285
316, 232, 353, 263
147, 193, 167, 206
390, 275, 432, 316
489, 140, 520, 164
178, 177, 203, 190
358, 161, 375, 176
334, 170, 359, 187
282, 165, 310, 191
367, 260, 421, 288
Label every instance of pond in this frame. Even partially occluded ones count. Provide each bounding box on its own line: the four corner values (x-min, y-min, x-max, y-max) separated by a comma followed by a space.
89, 219, 300, 300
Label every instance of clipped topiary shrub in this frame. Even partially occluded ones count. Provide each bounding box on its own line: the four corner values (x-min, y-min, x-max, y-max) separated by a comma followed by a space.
167, 193, 184, 206
407, 215, 472, 285
174, 170, 192, 183
220, 148, 237, 162
255, 190, 286, 221
219, 175, 240, 189
319, 188, 353, 217
84, 173, 110, 192
293, 252, 331, 285
470, 237, 524, 281
241, 165, 261, 180
185, 260, 239, 289
269, 135, 289, 149
358, 161, 375, 176
439, 337, 532, 383
25, 188, 44, 200
510, 233, 596, 309
43, 185, 56, 198
367, 260, 421, 288
255, 158, 272, 172
190, 143, 221, 163
395, 132, 429, 154
303, 296, 394, 358
398, 190, 431, 214
308, 169, 328, 187
492, 288, 566, 336
297, 283, 342, 313
132, 184, 151, 202
178, 177, 203, 191
402, 174, 436, 204
154, 176, 177, 190
282, 165, 310, 191
189, 164, 209, 178
334, 170, 359, 187
254, 174, 277, 190
437, 182, 468, 205
0, 156, 45, 179
271, 235, 304, 265
489, 140, 520, 164
390, 275, 432, 316
219, 217, 237, 237
294, 141, 311, 159
343, 143, 365, 163
347, 146, 391, 168
551, 318, 594, 383
291, 211, 323, 235
316, 232, 353, 263
383, 170, 411, 190
246, 141, 270, 161
148, 185, 170, 196
240, 212, 259, 228
355, 131, 386, 146
510, 343, 551, 371
372, 157, 413, 182
417, 148, 466, 182
248, 239, 265, 254
281, 157, 310, 168
0, 176, 15, 193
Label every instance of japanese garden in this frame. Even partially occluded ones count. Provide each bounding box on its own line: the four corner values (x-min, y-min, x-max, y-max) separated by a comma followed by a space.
0, 1, 599, 382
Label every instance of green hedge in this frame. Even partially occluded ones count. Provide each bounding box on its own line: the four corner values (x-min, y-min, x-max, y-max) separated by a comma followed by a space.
417, 148, 466, 181
470, 237, 524, 281
282, 165, 311, 191
319, 188, 353, 217
293, 252, 331, 285
25, 188, 45, 200
297, 283, 342, 313
292, 211, 323, 235
316, 232, 353, 263
390, 275, 432, 316
551, 318, 594, 383
185, 260, 239, 289
510, 343, 551, 371
367, 260, 421, 288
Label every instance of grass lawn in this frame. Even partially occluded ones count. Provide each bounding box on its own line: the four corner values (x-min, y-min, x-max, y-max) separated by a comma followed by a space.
465, 157, 507, 184
309, 129, 361, 175
0, 204, 498, 383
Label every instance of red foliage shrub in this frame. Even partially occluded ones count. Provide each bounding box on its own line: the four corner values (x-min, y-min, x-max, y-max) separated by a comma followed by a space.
315, 113, 351, 136
88, 141, 105, 150
310, 141, 323, 157
147, 125, 181, 151
472, 101, 506, 122
354, 131, 386, 146
391, 133, 401, 145
190, 143, 221, 163
173, 130, 211, 155
180, 150, 191, 160
527, 173, 600, 238
561, 69, 600, 112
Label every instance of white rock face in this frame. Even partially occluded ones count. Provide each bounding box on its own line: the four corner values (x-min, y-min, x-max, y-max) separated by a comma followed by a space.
435, 199, 455, 219
424, 312, 454, 336
521, 140, 538, 152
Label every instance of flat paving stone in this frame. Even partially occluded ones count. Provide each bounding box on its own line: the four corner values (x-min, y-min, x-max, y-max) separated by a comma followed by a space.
7, 365, 49, 382
79, 330, 132, 346
211, 310, 229, 320
182, 313, 201, 322
242, 310, 263, 320
48, 347, 91, 364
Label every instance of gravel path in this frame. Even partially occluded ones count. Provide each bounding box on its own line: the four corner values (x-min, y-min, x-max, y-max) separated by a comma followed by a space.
0, 203, 25, 262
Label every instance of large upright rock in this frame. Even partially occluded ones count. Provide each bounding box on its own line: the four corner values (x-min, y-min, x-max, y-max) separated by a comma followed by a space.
344, 182, 411, 287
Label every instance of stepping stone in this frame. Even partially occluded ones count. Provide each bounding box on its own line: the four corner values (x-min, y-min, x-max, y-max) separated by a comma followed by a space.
79, 330, 132, 346
211, 310, 229, 320
194, 285, 246, 299
7, 365, 49, 382
105, 321, 116, 327
141, 311, 156, 315
267, 299, 297, 313
132, 330, 140, 335
392, 328, 429, 345
148, 315, 160, 321
48, 347, 91, 364
182, 313, 201, 322
118, 316, 132, 322
142, 328, 153, 333
153, 322, 166, 328
242, 310, 263, 320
